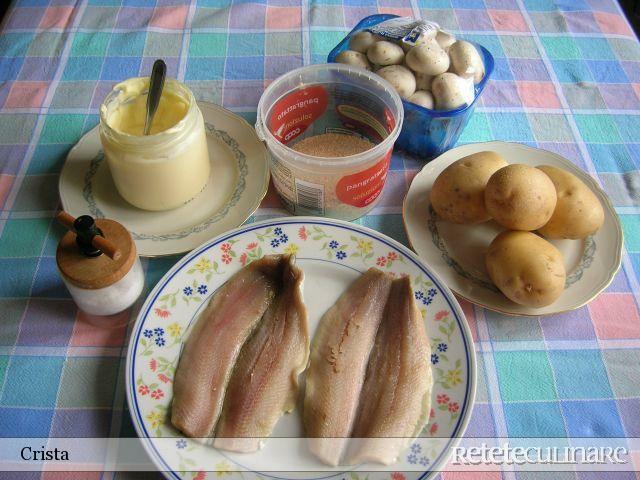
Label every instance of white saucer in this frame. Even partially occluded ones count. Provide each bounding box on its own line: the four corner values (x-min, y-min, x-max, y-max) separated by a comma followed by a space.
59, 102, 270, 257
403, 141, 623, 317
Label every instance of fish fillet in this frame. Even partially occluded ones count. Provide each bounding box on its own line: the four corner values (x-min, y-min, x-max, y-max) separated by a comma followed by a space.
347, 276, 433, 465
304, 268, 394, 466
171, 255, 286, 438
214, 255, 309, 452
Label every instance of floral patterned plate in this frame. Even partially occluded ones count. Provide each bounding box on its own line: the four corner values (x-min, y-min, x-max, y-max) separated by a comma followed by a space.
403, 141, 623, 316
125, 217, 476, 480
59, 102, 269, 257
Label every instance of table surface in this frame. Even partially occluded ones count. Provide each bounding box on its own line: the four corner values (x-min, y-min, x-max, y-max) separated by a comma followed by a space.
1, 0, 639, 479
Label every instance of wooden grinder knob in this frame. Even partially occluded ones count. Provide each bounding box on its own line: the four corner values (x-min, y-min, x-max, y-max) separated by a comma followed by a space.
56, 211, 121, 261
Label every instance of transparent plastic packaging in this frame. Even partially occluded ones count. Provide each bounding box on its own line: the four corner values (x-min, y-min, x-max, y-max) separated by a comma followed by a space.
256, 63, 403, 221
328, 14, 494, 160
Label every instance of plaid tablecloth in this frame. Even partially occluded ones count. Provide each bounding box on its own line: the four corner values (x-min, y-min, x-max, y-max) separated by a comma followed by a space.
1, 0, 639, 478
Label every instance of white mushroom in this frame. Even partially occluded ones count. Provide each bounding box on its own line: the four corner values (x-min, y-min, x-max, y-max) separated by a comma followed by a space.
408, 90, 435, 109
367, 41, 405, 66
448, 40, 485, 84
414, 29, 438, 44
335, 50, 372, 70
405, 43, 450, 75
431, 72, 475, 110
415, 72, 434, 90
436, 30, 456, 51
349, 31, 377, 54
376, 65, 416, 99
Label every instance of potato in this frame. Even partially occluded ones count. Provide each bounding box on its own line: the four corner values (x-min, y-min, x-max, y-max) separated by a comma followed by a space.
335, 50, 372, 70
367, 41, 404, 66
486, 230, 566, 308
431, 72, 474, 110
430, 151, 509, 224
448, 40, 485, 84
405, 43, 449, 75
485, 164, 557, 231
536, 165, 605, 239
376, 65, 416, 99
408, 90, 434, 109
349, 31, 377, 53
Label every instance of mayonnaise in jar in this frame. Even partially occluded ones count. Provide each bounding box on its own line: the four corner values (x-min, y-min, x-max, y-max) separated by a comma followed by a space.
99, 77, 210, 211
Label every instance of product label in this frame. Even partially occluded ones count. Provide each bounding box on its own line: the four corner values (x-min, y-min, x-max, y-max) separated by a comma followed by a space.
336, 150, 392, 208
268, 86, 329, 144
367, 17, 439, 45
335, 104, 388, 142
295, 178, 325, 215
332, 84, 396, 139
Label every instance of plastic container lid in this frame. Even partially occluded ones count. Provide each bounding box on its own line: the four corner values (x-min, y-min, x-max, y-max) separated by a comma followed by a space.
255, 63, 404, 171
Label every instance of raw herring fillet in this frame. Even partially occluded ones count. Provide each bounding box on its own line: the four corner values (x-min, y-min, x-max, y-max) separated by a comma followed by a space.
347, 275, 433, 465
304, 268, 394, 466
214, 255, 309, 452
171, 255, 286, 438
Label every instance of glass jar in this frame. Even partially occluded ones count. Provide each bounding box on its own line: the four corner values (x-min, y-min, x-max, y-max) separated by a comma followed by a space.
99, 77, 210, 211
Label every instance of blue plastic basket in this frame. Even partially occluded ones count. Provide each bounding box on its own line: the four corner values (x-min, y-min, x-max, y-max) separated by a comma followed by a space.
327, 14, 495, 160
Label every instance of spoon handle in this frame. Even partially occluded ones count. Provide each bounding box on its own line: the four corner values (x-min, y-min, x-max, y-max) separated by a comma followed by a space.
143, 59, 167, 136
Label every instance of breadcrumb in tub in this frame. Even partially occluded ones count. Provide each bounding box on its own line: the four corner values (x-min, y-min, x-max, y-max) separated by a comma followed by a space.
291, 133, 374, 157
273, 132, 385, 220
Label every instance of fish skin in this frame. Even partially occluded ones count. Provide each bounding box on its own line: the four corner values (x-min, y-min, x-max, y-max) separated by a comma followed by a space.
347, 275, 433, 466
171, 255, 286, 439
214, 255, 309, 452
304, 268, 394, 466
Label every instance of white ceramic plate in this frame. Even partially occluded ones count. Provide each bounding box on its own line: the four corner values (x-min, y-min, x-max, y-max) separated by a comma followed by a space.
59, 102, 270, 257
403, 141, 623, 317
125, 217, 476, 480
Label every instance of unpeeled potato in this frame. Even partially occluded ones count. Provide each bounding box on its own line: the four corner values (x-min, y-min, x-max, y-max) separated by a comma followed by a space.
484, 164, 557, 231
486, 230, 566, 308
536, 165, 604, 239
430, 151, 508, 224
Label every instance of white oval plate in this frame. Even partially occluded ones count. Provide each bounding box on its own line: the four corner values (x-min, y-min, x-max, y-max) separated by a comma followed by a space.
125, 217, 476, 480
403, 141, 623, 317
59, 102, 269, 257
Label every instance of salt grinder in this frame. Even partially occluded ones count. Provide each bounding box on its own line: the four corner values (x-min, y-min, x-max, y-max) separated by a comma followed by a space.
55, 211, 144, 316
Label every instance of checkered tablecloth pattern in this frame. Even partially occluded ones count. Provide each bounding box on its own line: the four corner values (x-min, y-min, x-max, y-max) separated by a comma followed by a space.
1, 0, 640, 478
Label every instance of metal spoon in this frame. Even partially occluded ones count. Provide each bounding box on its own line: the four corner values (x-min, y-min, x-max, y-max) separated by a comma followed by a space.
143, 59, 167, 136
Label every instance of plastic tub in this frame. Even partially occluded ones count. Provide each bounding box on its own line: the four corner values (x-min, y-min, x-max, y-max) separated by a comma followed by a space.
255, 63, 403, 221
328, 14, 495, 160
